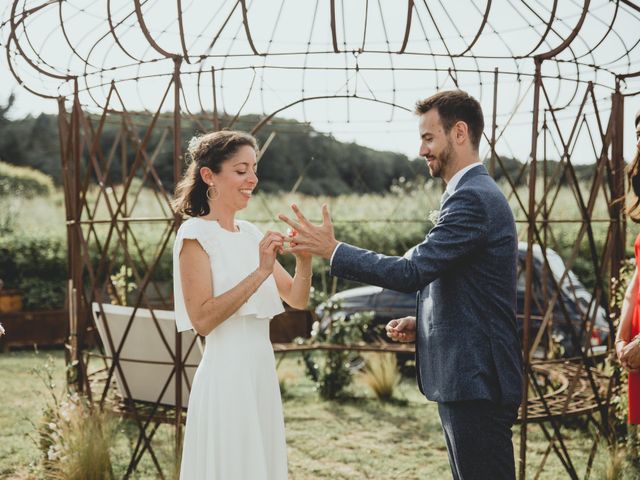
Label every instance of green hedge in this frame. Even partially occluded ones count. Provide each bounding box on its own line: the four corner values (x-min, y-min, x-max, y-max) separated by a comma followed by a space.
0, 217, 615, 311
0, 221, 426, 310
0, 232, 67, 309
0, 160, 54, 198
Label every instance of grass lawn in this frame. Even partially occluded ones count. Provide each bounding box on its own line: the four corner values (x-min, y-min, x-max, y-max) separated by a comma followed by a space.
0, 350, 67, 479
1, 350, 639, 479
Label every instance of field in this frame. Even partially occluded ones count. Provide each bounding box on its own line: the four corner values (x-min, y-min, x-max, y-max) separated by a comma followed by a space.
1, 350, 638, 480
4, 180, 639, 299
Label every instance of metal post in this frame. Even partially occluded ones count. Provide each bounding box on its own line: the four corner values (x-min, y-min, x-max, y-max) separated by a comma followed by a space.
212, 67, 220, 131
489, 68, 498, 177
519, 58, 543, 480
70, 81, 86, 392
58, 96, 76, 384
610, 84, 626, 309
173, 56, 184, 460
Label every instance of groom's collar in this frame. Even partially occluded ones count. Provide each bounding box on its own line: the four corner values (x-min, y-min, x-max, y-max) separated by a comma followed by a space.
445, 162, 484, 195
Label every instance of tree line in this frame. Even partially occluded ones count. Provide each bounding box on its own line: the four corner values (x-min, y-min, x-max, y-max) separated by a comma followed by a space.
0, 95, 599, 195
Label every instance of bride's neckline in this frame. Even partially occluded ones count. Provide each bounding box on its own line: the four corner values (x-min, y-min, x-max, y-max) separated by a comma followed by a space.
194, 216, 241, 233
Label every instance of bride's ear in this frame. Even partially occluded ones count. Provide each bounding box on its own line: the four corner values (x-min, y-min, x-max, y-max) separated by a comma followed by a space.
199, 166, 215, 184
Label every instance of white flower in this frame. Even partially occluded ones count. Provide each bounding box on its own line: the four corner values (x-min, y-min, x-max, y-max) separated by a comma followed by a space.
428, 209, 440, 225
47, 446, 59, 461
0, 323, 5, 336
310, 320, 320, 337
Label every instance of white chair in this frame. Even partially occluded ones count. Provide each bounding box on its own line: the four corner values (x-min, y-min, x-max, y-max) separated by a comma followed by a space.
91, 302, 202, 407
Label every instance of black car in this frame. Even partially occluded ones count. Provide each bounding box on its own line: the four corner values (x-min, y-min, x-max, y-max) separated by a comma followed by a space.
315, 243, 609, 358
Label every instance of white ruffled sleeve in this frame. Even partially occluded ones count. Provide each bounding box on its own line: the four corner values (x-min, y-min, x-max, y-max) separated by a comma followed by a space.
172, 219, 215, 332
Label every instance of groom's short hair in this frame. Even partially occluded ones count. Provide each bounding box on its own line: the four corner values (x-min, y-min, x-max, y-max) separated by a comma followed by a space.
415, 90, 484, 151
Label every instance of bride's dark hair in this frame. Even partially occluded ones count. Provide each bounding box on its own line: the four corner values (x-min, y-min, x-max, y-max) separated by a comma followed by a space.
172, 130, 257, 217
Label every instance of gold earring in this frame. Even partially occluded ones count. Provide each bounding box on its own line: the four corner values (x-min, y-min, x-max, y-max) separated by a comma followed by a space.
206, 184, 217, 201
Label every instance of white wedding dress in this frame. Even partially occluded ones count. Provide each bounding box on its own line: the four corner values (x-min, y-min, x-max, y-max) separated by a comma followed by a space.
173, 217, 288, 480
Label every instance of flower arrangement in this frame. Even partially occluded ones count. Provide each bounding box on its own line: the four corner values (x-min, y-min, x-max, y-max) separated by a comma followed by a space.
108, 265, 137, 306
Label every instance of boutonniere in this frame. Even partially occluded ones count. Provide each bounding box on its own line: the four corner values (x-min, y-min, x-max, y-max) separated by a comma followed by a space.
0, 323, 5, 337
428, 209, 440, 225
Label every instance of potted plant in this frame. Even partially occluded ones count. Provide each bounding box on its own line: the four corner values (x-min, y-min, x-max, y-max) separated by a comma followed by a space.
0, 278, 23, 313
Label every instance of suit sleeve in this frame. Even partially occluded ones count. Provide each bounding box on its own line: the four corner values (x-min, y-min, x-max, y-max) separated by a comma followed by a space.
330, 188, 488, 293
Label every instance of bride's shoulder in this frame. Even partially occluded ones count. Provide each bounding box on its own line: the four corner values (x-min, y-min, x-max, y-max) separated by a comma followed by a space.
177, 217, 209, 239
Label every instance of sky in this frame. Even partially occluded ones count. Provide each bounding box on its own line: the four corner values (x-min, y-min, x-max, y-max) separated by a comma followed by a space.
1, 0, 640, 163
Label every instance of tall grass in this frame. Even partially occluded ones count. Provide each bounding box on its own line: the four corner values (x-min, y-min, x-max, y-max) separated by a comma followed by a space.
359, 352, 401, 401
31, 358, 117, 480
42, 400, 117, 480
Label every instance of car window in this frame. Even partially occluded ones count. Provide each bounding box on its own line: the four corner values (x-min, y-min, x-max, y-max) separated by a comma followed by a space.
376, 289, 416, 309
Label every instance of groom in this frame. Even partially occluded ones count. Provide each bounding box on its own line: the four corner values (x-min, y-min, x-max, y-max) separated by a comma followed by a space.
279, 90, 523, 479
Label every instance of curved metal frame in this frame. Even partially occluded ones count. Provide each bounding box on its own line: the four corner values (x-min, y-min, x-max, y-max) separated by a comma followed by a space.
3, 1, 640, 478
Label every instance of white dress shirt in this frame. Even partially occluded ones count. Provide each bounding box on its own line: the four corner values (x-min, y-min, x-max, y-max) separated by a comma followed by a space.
443, 161, 483, 199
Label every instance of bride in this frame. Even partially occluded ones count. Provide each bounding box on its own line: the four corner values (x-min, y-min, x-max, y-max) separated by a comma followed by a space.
172, 130, 312, 479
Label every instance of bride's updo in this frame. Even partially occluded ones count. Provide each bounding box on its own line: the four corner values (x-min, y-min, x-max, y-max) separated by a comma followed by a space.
172, 130, 257, 217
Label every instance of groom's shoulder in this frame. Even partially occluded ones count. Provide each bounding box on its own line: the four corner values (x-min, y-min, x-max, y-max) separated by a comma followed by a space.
462, 171, 503, 197
452, 177, 508, 217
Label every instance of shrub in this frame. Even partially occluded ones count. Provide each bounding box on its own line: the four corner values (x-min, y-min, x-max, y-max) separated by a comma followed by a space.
0, 226, 176, 310
0, 160, 54, 198
20, 277, 67, 310
298, 299, 374, 399
0, 232, 67, 309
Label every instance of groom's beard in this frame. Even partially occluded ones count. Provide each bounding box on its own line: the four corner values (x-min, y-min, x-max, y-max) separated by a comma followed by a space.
427, 138, 455, 179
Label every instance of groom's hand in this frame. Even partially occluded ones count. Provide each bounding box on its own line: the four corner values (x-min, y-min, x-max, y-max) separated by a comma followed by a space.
278, 204, 338, 259
386, 316, 416, 343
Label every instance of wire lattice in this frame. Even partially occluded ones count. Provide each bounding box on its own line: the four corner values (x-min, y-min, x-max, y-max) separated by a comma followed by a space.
3, 1, 640, 479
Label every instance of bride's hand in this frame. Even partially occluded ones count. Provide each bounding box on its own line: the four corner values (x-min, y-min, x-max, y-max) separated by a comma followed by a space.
287, 228, 312, 260
258, 231, 285, 274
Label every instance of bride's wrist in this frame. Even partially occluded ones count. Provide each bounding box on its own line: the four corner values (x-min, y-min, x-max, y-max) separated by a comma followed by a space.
294, 268, 312, 280
295, 256, 312, 266
255, 268, 271, 281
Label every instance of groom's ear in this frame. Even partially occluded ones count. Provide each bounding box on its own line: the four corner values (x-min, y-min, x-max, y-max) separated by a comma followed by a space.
452, 121, 469, 146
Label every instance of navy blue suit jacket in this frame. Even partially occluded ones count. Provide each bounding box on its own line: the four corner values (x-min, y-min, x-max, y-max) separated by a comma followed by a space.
331, 165, 523, 405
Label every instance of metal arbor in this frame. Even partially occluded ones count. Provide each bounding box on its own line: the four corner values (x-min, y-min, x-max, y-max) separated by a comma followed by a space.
3, 1, 640, 478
